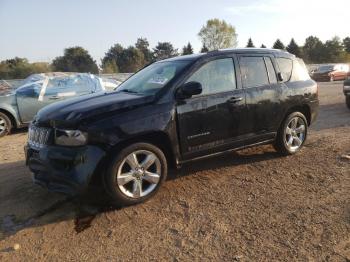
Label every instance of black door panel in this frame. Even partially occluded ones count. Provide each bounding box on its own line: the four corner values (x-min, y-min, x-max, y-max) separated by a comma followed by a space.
176, 56, 246, 160
177, 89, 246, 159
239, 55, 284, 136
244, 83, 284, 133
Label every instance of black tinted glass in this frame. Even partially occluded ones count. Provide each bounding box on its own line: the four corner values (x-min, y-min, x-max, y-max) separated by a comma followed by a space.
265, 57, 277, 84
240, 56, 269, 88
186, 58, 236, 95
277, 58, 293, 81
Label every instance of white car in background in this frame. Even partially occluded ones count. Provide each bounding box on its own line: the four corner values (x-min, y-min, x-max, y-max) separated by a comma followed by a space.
0, 73, 105, 137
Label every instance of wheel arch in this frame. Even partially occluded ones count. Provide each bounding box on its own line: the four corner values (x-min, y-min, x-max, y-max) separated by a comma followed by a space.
109, 131, 176, 168
283, 104, 311, 126
0, 108, 17, 129
89, 131, 177, 186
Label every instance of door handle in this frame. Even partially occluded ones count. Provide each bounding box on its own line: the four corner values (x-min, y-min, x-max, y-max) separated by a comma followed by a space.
49, 96, 60, 100
227, 97, 243, 104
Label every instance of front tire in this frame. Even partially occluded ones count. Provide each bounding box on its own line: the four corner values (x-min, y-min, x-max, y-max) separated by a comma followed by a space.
0, 112, 12, 138
274, 112, 308, 155
104, 143, 167, 206
346, 96, 350, 110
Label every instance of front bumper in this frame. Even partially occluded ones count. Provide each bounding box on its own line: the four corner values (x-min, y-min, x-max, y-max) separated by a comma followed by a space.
25, 144, 106, 195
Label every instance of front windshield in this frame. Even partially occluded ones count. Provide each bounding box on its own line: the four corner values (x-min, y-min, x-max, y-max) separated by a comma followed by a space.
317, 65, 334, 72
117, 61, 190, 95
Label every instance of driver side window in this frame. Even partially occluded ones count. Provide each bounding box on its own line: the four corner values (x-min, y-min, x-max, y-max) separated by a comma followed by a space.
186, 58, 236, 96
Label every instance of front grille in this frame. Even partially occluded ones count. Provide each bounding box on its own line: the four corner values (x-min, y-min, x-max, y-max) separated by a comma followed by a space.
28, 125, 51, 149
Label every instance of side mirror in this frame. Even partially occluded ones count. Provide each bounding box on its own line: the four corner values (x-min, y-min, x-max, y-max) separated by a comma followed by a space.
16, 86, 37, 97
176, 81, 202, 99
277, 72, 284, 82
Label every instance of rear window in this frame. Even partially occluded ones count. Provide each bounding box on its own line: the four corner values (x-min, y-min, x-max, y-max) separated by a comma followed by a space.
276, 57, 293, 82
240, 56, 269, 88
291, 59, 310, 81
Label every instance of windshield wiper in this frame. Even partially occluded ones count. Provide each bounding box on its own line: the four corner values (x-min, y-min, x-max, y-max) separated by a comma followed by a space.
120, 89, 139, 94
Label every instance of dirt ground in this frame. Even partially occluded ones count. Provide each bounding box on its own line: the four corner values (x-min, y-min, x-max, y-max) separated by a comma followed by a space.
0, 82, 349, 261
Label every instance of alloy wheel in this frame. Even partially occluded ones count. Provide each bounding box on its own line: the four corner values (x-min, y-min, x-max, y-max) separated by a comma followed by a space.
284, 117, 306, 152
0, 116, 7, 136
116, 150, 161, 198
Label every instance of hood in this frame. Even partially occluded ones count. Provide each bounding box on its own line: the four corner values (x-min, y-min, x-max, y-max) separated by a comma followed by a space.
0, 88, 15, 97
35, 91, 155, 127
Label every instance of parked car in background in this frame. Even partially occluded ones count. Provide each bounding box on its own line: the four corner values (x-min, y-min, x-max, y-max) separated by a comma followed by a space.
0, 73, 105, 137
307, 65, 319, 79
99, 73, 133, 91
100, 77, 122, 91
344, 77, 350, 109
312, 64, 349, 82
25, 48, 319, 206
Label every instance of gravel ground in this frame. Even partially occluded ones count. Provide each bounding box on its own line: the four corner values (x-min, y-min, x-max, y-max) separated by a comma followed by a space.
0, 82, 349, 261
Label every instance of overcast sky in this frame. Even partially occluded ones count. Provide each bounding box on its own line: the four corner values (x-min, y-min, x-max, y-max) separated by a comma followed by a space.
0, 0, 349, 64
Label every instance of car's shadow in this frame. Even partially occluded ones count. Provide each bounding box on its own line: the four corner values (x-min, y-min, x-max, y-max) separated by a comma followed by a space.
0, 145, 280, 242
8, 127, 28, 135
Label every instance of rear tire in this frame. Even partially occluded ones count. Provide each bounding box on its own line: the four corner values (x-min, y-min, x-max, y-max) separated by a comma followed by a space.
346, 96, 350, 110
274, 112, 308, 155
104, 142, 167, 207
0, 112, 12, 138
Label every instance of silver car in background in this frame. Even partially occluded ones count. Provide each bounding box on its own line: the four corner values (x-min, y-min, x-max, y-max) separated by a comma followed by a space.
0, 73, 105, 137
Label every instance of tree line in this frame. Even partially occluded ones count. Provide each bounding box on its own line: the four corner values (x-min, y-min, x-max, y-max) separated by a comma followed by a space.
1, 18, 350, 79
246, 36, 350, 64
0, 41, 187, 79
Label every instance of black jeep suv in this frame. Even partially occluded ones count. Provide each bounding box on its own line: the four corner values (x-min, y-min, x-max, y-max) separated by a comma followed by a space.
25, 48, 319, 206
344, 78, 350, 109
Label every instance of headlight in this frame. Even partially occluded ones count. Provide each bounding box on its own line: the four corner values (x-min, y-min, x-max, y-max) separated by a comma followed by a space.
344, 85, 350, 91
55, 129, 88, 146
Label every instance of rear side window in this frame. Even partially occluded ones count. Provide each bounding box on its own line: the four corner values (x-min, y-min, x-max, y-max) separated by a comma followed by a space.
240, 56, 269, 88
186, 58, 236, 95
291, 58, 310, 81
277, 58, 293, 82
265, 57, 277, 84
